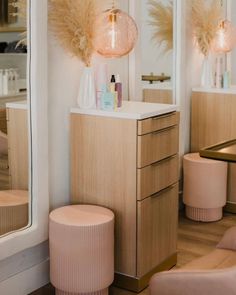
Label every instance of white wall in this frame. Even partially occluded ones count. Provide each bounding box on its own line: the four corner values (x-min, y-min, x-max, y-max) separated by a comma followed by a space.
48, 0, 129, 209
231, 0, 236, 84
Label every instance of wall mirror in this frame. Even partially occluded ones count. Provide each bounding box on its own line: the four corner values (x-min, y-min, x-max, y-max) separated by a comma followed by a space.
0, 0, 29, 237
129, 0, 177, 104
0, 0, 48, 262
228, 0, 236, 84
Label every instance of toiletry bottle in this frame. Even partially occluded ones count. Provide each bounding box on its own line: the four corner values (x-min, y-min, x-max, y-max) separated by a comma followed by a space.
115, 74, 122, 107
101, 85, 115, 110
95, 63, 108, 109
8, 69, 14, 95
223, 71, 230, 89
13, 68, 20, 93
110, 74, 118, 108
0, 69, 3, 96
3, 69, 9, 96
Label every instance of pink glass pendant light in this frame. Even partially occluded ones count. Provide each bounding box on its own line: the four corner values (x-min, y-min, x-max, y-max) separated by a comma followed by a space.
212, 20, 236, 53
93, 2, 138, 58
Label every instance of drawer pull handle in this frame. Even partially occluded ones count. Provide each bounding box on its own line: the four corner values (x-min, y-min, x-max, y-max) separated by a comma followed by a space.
151, 155, 177, 167
151, 184, 176, 199
152, 125, 176, 135
152, 112, 175, 120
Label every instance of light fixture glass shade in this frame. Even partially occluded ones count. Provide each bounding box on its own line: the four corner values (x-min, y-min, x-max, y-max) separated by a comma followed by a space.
212, 20, 236, 53
93, 9, 138, 58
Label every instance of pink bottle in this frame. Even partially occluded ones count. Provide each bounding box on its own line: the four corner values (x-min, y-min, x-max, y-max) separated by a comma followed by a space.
115, 74, 122, 107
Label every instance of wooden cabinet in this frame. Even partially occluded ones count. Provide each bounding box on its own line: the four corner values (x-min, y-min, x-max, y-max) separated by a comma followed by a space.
191, 90, 236, 211
70, 106, 179, 292
7, 107, 28, 190
143, 89, 173, 104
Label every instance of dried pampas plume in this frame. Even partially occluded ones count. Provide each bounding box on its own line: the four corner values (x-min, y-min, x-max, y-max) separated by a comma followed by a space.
148, 0, 173, 54
192, 0, 222, 56
49, 0, 97, 67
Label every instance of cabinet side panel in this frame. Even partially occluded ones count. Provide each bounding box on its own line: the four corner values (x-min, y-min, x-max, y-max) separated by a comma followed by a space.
7, 109, 28, 190
70, 114, 137, 276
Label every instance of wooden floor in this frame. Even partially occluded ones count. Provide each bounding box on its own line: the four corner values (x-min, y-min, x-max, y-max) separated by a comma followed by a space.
30, 212, 236, 295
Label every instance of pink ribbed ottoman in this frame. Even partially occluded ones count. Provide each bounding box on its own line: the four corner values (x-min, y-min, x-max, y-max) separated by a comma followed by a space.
183, 153, 227, 222
49, 205, 114, 295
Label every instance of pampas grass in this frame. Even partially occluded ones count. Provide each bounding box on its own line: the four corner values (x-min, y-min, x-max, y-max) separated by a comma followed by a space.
192, 0, 222, 56
49, 0, 97, 67
148, 0, 173, 54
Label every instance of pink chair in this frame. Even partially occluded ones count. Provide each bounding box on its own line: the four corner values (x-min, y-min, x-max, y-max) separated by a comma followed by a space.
150, 226, 236, 295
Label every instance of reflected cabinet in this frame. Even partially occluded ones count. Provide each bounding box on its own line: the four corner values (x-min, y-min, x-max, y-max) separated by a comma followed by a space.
70, 110, 179, 292
191, 90, 236, 212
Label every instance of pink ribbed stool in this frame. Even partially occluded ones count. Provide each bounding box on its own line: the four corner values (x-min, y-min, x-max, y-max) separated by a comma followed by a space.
49, 205, 114, 295
183, 153, 227, 222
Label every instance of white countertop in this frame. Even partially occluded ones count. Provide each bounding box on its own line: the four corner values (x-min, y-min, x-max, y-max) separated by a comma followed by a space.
6, 100, 28, 110
193, 86, 236, 94
71, 101, 177, 120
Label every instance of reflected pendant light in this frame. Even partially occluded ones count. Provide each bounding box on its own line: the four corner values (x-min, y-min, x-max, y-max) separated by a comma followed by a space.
212, 20, 236, 53
93, 1, 138, 58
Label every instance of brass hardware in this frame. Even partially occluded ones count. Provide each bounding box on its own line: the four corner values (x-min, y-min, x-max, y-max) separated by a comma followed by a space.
152, 112, 175, 120
151, 154, 177, 167
113, 253, 177, 292
152, 125, 176, 135
150, 184, 176, 199
142, 72, 171, 84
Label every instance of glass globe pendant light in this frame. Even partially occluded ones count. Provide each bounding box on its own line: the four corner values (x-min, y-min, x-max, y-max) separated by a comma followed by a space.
212, 20, 236, 53
93, 1, 138, 58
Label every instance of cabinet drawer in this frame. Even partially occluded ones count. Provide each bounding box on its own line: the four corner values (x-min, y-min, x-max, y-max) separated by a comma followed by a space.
137, 155, 179, 200
138, 112, 179, 135
137, 184, 178, 277
137, 125, 179, 168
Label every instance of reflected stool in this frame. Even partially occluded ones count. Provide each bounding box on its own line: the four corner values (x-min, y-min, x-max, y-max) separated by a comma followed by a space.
183, 153, 227, 222
0, 190, 28, 235
49, 205, 114, 295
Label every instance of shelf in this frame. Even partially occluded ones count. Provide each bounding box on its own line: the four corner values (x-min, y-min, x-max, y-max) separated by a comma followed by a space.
200, 139, 236, 163
0, 27, 26, 33
0, 53, 27, 56
0, 92, 27, 99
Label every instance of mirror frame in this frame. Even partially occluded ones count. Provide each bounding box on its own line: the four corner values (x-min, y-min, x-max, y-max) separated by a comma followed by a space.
128, 0, 182, 106
0, 0, 49, 260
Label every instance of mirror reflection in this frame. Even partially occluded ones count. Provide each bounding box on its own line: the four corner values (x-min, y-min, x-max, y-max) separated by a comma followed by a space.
230, 1, 236, 85
140, 0, 174, 104
0, 0, 29, 236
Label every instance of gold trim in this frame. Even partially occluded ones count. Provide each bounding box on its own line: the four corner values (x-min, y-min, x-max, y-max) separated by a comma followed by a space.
113, 253, 177, 293
0, 27, 26, 33
200, 139, 236, 163
224, 202, 236, 214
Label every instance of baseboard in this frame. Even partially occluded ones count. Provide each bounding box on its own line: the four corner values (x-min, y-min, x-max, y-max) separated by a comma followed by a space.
0, 259, 49, 295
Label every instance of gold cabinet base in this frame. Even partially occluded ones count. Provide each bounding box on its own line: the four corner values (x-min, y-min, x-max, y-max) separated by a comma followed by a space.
113, 253, 177, 293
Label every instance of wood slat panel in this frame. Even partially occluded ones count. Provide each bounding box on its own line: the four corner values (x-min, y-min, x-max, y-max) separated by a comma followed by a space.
143, 89, 173, 105
137, 184, 178, 277
137, 155, 179, 200
70, 114, 137, 276
137, 126, 179, 168
7, 108, 28, 190
138, 112, 179, 135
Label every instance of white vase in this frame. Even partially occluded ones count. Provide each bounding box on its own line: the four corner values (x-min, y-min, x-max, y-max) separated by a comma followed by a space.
200, 55, 213, 88
77, 67, 96, 109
